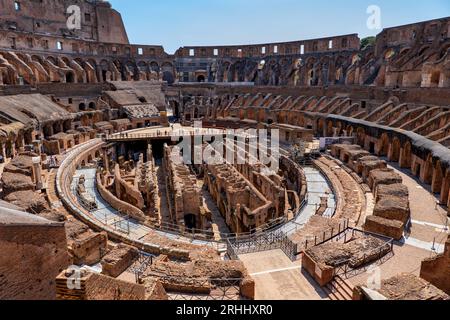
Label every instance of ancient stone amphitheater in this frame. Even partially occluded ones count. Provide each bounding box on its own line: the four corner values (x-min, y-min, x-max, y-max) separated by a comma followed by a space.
0, 0, 449, 301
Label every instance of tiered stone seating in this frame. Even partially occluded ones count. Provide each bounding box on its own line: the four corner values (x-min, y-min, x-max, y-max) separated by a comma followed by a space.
328, 144, 411, 240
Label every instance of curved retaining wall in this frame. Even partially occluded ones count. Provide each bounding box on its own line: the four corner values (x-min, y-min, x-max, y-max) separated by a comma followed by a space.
95, 172, 146, 222
320, 113, 450, 210
55, 139, 189, 258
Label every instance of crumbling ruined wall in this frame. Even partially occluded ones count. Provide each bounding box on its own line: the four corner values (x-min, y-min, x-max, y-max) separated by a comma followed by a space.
96, 172, 146, 222
134, 149, 158, 218
113, 163, 145, 210
70, 232, 108, 266
101, 244, 139, 278
56, 270, 146, 301
203, 163, 271, 233
0, 209, 70, 300
163, 145, 204, 228
353, 273, 450, 300
420, 235, 450, 294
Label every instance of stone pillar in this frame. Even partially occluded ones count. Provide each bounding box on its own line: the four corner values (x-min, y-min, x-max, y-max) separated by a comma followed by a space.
32, 156, 43, 190
0, 142, 5, 163
32, 140, 42, 156
10, 140, 16, 158
16, 134, 25, 153
45, 125, 54, 138
387, 143, 393, 161
55, 121, 63, 134
103, 147, 109, 173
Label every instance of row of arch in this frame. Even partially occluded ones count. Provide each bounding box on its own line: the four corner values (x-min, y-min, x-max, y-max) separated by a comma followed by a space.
208, 53, 357, 86
321, 117, 450, 208
0, 51, 176, 85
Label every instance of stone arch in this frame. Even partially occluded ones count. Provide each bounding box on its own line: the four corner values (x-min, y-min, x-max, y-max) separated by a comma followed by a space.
356, 127, 366, 146
378, 133, 390, 156
84, 59, 98, 83
65, 71, 75, 83
319, 55, 331, 85
317, 118, 325, 137
418, 45, 430, 57
383, 48, 396, 61
137, 61, 148, 80
218, 61, 231, 82
99, 59, 110, 81
346, 125, 354, 137
398, 47, 411, 58
112, 60, 123, 81
161, 62, 175, 84
334, 55, 347, 84
439, 43, 450, 59
46, 56, 57, 65
60, 56, 71, 66
193, 107, 199, 119
305, 57, 318, 86
149, 61, 160, 73
430, 70, 441, 87
400, 141, 412, 169
137, 61, 148, 71
440, 170, 450, 206
326, 120, 334, 137
197, 74, 205, 82
336, 121, 343, 136
390, 137, 401, 162
63, 120, 72, 131
422, 154, 434, 185
432, 160, 444, 194
31, 55, 44, 64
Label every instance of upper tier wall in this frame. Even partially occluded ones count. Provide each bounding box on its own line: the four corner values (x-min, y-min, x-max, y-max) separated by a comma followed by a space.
0, 0, 129, 44
175, 34, 360, 59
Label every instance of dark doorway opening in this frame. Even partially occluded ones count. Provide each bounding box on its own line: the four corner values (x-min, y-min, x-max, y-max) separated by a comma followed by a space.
184, 214, 197, 230
162, 71, 174, 84
369, 142, 375, 154
66, 72, 75, 83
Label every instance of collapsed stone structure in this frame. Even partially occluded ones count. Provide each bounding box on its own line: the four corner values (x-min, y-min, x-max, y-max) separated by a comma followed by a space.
353, 273, 450, 300
0, 207, 70, 300
303, 234, 392, 286
420, 235, 450, 294
163, 145, 205, 230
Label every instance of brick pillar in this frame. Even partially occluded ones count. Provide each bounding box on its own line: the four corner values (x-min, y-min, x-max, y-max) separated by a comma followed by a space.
32, 156, 43, 190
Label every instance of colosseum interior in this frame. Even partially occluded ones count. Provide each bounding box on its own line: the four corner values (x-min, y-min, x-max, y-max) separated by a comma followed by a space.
0, 0, 449, 302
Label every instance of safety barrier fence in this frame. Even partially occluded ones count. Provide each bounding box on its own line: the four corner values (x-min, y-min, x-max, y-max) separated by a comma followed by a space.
226, 229, 299, 262
303, 218, 350, 251
330, 228, 394, 278
105, 129, 257, 142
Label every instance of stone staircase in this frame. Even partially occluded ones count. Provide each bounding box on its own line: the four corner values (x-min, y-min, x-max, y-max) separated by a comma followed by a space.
324, 275, 354, 300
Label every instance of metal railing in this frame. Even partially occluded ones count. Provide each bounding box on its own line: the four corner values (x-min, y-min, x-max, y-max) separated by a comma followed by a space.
303, 219, 350, 251
153, 216, 288, 243
226, 229, 299, 262
130, 251, 155, 283
105, 128, 255, 142
314, 227, 395, 279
